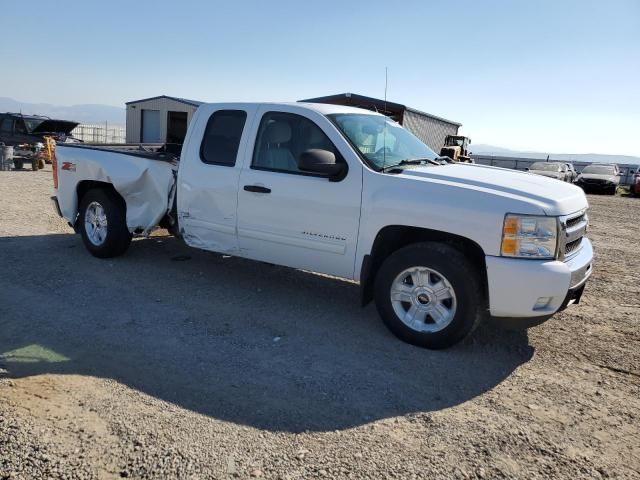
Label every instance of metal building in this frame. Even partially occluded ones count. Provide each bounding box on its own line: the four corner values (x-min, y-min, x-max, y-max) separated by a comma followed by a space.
125, 95, 202, 144
299, 93, 461, 152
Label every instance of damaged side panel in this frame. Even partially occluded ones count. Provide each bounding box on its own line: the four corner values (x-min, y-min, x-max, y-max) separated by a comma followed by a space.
55, 146, 177, 234
177, 177, 241, 254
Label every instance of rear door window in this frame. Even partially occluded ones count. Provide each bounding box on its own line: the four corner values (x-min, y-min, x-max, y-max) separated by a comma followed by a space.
13, 118, 27, 134
199, 110, 247, 166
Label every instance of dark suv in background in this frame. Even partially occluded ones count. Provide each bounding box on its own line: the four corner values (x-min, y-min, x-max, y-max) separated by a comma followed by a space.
575, 164, 621, 195
0, 113, 79, 170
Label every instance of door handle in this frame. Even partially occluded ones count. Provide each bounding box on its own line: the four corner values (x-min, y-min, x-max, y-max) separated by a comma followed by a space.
243, 185, 271, 194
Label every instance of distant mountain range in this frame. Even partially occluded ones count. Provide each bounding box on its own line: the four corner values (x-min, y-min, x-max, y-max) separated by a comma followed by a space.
0, 97, 125, 126
471, 143, 640, 165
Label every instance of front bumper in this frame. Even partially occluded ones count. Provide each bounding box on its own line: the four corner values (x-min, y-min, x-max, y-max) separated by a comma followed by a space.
577, 181, 616, 191
486, 238, 593, 319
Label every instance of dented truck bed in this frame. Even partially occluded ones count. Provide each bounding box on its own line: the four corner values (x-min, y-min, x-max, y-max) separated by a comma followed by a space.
54, 144, 179, 234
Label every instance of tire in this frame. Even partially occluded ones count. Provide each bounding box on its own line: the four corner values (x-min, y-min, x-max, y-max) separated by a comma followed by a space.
78, 188, 132, 258
13, 159, 23, 170
38, 158, 45, 169
374, 242, 484, 349
31, 158, 38, 171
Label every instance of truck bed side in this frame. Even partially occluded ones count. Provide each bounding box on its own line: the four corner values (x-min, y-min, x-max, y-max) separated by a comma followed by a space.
55, 144, 178, 234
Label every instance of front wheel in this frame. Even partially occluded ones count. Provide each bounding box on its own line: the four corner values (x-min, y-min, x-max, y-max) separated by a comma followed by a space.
78, 188, 132, 258
374, 242, 484, 349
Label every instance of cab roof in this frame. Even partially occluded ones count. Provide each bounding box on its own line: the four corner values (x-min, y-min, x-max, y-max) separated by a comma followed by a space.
199, 102, 384, 117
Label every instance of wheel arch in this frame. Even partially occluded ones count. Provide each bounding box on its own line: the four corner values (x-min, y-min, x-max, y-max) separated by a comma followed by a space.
75, 181, 126, 231
360, 225, 488, 306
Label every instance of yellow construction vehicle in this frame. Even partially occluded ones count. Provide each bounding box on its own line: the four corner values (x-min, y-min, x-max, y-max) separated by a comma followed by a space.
440, 135, 474, 163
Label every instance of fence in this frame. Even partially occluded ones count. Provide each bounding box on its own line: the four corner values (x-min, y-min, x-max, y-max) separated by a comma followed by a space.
471, 155, 638, 186
71, 124, 125, 144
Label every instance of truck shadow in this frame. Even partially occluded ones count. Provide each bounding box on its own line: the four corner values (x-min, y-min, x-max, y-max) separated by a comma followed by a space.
0, 233, 534, 433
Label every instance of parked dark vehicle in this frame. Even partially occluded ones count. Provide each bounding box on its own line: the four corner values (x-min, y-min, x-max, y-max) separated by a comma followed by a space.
575, 164, 620, 195
631, 168, 640, 197
0, 112, 79, 170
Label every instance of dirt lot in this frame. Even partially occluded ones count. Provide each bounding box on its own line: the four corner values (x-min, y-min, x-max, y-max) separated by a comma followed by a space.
0, 167, 639, 479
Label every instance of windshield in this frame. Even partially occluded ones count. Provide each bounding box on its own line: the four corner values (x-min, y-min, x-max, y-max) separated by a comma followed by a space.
582, 165, 616, 175
328, 113, 438, 170
530, 162, 560, 172
23, 118, 45, 133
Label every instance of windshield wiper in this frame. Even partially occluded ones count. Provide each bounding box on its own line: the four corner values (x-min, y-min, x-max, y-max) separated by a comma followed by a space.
380, 157, 441, 173
434, 156, 453, 164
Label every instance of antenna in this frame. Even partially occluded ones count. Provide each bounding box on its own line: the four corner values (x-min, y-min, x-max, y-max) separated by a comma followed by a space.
382, 67, 388, 171
384, 67, 388, 111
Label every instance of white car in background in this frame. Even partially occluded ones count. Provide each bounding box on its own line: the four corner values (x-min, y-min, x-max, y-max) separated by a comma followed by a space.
528, 162, 571, 182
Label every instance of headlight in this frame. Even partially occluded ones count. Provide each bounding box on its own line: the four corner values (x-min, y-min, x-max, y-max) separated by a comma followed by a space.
501, 214, 558, 259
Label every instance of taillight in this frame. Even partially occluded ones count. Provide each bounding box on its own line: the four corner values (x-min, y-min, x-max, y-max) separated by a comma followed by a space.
52, 149, 58, 189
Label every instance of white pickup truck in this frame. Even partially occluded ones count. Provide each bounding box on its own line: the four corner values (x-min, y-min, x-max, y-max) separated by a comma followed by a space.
51, 102, 593, 349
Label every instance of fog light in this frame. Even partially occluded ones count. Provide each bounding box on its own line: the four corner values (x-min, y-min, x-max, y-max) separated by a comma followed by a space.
533, 297, 552, 310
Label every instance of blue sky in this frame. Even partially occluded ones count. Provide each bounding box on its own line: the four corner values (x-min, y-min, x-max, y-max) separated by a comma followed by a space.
1, 0, 638, 154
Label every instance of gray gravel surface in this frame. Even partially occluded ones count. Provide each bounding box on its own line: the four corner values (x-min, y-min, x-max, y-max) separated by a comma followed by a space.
0, 167, 639, 479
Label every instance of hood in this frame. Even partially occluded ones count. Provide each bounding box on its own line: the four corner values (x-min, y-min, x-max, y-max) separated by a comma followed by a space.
530, 170, 563, 179
578, 173, 618, 183
31, 119, 79, 135
398, 163, 587, 216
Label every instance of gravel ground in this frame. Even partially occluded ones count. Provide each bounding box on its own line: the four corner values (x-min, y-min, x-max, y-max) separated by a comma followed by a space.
0, 166, 639, 479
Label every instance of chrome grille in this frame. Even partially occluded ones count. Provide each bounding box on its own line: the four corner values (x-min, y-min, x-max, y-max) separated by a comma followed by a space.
565, 238, 582, 255
559, 209, 588, 261
566, 213, 585, 229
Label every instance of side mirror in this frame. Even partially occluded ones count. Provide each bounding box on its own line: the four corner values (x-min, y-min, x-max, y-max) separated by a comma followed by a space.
298, 149, 345, 179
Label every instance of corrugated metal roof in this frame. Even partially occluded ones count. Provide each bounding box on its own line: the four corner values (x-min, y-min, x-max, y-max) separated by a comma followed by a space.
403, 106, 461, 127
125, 95, 203, 107
299, 92, 461, 127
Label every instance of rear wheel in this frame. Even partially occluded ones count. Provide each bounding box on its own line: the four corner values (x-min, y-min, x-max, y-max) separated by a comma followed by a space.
374, 242, 484, 349
78, 188, 131, 258
13, 159, 24, 170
